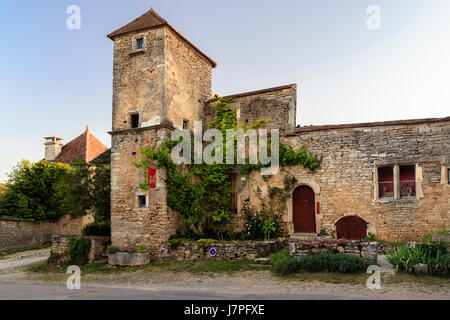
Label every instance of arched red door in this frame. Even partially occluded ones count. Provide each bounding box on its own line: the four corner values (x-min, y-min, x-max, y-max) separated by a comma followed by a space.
336, 216, 367, 240
293, 186, 316, 233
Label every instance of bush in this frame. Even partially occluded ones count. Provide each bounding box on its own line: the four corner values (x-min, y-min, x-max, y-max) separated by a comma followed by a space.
386, 242, 450, 274
136, 244, 147, 253
270, 249, 297, 276
68, 237, 91, 265
270, 250, 372, 276
81, 222, 111, 237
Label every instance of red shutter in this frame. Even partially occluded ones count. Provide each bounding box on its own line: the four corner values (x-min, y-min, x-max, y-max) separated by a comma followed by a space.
148, 168, 156, 189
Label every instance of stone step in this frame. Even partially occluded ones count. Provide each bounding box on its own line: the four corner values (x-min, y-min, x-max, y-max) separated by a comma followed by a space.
290, 233, 317, 240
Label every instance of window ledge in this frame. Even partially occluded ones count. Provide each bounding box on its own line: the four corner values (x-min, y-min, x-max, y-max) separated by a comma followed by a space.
375, 197, 419, 203
129, 49, 145, 57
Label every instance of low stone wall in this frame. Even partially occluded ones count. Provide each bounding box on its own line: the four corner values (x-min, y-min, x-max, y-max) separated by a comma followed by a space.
289, 239, 378, 261
0, 214, 92, 252
49, 235, 110, 266
162, 240, 287, 261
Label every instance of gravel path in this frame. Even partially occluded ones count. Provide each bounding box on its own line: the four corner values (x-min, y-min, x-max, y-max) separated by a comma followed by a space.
0, 248, 51, 271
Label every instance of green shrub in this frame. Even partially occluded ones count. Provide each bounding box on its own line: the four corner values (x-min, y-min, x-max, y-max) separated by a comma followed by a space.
68, 237, 91, 265
136, 244, 147, 253
81, 222, 111, 237
270, 249, 296, 276
270, 250, 372, 276
326, 253, 371, 273
364, 232, 376, 241
386, 242, 450, 274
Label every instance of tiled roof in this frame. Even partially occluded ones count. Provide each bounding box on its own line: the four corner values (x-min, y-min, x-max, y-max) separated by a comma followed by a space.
55, 126, 108, 164
91, 149, 111, 165
293, 116, 450, 133
0, 183, 7, 193
107, 8, 217, 67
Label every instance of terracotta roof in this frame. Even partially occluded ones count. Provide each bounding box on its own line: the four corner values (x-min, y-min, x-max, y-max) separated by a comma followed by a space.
207, 84, 297, 103
91, 149, 111, 165
293, 116, 450, 133
0, 183, 6, 193
55, 126, 108, 164
107, 7, 217, 67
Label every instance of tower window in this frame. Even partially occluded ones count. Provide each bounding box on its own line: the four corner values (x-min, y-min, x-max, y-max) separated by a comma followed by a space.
138, 195, 147, 208
130, 114, 140, 128
183, 119, 190, 130
136, 38, 144, 49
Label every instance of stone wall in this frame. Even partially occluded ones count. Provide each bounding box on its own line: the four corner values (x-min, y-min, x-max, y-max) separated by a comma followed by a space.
0, 214, 91, 252
163, 240, 286, 261
50, 235, 111, 266
237, 118, 449, 242
289, 239, 378, 261
204, 84, 297, 135
110, 126, 182, 257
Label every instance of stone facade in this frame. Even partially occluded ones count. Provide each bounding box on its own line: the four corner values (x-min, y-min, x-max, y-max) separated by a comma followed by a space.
107, 8, 449, 259
0, 214, 92, 252
204, 84, 297, 135
237, 119, 449, 242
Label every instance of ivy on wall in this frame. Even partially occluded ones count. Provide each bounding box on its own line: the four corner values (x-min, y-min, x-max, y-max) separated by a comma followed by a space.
135, 98, 321, 237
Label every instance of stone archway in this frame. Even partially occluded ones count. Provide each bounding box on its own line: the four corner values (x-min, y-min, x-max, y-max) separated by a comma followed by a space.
287, 179, 321, 235
292, 185, 316, 233
335, 216, 367, 240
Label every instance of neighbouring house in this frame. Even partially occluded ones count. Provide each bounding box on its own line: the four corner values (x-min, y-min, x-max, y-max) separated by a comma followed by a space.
106, 7, 449, 258
0, 184, 6, 194
44, 126, 109, 164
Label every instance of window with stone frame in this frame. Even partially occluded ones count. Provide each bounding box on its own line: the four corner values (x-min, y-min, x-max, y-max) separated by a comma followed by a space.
136, 38, 144, 50
138, 195, 147, 208
399, 165, 416, 198
378, 166, 394, 198
182, 119, 190, 130
130, 113, 140, 128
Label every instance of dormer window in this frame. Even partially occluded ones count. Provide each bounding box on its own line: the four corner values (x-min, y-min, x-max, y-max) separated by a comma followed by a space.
130, 114, 140, 128
136, 38, 144, 49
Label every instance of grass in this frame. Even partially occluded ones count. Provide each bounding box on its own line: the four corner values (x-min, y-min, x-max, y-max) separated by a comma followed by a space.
145, 259, 266, 274
0, 244, 51, 259
25, 258, 267, 276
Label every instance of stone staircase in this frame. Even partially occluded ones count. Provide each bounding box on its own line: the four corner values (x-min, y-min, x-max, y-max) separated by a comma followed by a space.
290, 233, 317, 240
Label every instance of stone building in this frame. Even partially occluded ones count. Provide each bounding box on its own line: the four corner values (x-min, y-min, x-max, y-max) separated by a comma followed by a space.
43, 126, 108, 164
107, 8, 449, 256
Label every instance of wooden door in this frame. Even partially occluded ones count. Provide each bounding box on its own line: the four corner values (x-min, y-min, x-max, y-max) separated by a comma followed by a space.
336, 216, 367, 240
293, 186, 316, 233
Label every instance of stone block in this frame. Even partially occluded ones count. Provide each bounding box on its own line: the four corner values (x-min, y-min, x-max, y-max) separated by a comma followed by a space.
108, 252, 151, 267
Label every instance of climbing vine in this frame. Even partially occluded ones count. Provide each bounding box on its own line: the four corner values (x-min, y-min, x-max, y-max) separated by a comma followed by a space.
135, 98, 321, 238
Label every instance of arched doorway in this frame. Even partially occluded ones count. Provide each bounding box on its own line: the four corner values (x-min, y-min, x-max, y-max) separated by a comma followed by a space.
336, 216, 367, 240
293, 185, 316, 233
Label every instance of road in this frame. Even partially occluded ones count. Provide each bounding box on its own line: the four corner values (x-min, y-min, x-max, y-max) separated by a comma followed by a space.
0, 281, 362, 300
0, 248, 51, 271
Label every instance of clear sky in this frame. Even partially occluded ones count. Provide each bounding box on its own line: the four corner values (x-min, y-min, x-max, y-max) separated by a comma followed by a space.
0, 0, 449, 181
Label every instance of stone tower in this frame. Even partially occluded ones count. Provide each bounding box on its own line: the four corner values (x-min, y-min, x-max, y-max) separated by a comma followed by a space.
107, 8, 216, 255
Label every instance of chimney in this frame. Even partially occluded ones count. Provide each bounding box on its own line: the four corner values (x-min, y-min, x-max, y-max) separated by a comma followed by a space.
44, 137, 63, 161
